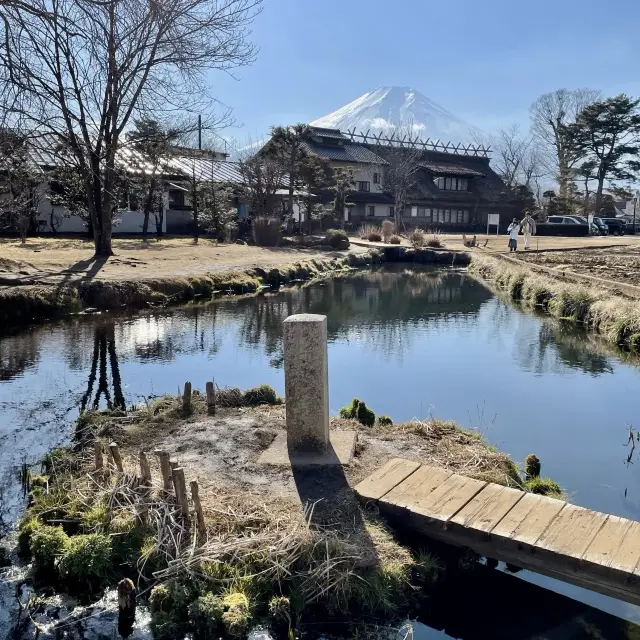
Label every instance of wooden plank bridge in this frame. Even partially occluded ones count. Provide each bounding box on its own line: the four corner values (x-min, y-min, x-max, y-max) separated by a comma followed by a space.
355, 459, 640, 606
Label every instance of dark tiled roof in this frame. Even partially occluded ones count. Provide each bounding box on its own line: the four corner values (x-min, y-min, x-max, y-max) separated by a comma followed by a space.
419, 162, 485, 177
350, 191, 394, 204
308, 126, 347, 140
302, 140, 387, 165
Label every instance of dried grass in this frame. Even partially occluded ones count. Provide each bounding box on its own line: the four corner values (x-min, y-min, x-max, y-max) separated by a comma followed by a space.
425, 230, 443, 248
381, 220, 395, 242
358, 223, 380, 240
378, 419, 521, 488
408, 229, 425, 248
470, 254, 640, 352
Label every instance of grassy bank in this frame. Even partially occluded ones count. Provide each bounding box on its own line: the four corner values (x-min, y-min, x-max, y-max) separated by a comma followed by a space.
12, 387, 563, 639
470, 254, 640, 353
0, 251, 383, 327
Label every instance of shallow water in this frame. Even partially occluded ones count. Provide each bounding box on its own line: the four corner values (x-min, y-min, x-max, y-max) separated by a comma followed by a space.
2, 266, 640, 634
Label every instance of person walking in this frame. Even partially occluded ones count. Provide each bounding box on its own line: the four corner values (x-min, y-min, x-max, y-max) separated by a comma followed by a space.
520, 211, 537, 250
507, 218, 520, 252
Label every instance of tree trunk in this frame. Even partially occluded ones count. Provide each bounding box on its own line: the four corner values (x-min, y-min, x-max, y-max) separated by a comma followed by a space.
595, 173, 605, 215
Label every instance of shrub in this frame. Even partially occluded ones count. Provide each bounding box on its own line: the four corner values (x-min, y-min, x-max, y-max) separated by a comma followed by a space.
243, 384, 280, 406
252, 216, 282, 247
381, 220, 395, 242
426, 232, 443, 248
409, 228, 425, 248
389, 235, 401, 244
339, 398, 376, 427
58, 533, 112, 592
30, 525, 69, 574
377, 415, 393, 426
189, 592, 224, 639
324, 229, 349, 250
367, 232, 382, 242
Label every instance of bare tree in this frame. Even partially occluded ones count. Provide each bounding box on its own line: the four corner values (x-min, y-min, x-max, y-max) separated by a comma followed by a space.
0, 0, 260, 256
530, 88, 600, 203
374, 126, 423, 229
238, 154, 285, 217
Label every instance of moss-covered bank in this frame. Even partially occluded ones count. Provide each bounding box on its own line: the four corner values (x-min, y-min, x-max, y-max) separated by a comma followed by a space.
0, 251, 385, 328
470, 254, 640, 353
11, 387, 563, 639
0, 247, 470, 328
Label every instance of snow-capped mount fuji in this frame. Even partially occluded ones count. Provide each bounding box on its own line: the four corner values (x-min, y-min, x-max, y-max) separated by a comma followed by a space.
310, 86, 480, 144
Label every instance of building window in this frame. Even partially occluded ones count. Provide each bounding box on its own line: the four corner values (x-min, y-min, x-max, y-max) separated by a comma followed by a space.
417, 207, 425, 217
435, 176, 469, 191
367, 205, 375, 216
357, 181, 370, 192
168, 189, 185, 209
388, 206, 395, 217
373, 172, 380, 184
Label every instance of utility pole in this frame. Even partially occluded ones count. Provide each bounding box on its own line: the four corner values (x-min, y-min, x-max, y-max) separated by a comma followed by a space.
633, 193, 638, 236
198, 115, 202, 150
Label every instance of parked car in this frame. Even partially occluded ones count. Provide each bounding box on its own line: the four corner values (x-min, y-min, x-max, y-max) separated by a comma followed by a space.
568, 216, 600, 235
601, 218, 626, 235
593, 217, 609, 235
547, 216, 583, 225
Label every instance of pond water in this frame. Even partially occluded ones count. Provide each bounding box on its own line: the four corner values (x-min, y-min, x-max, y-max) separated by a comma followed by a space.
2, 266, 640, 635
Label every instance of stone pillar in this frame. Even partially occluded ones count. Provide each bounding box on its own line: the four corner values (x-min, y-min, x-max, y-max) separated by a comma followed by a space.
283, 314, 329, 453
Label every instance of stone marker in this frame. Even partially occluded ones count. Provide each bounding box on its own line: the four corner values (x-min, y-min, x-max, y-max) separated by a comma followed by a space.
283, 313, 330, 453
258, 313, 356, 466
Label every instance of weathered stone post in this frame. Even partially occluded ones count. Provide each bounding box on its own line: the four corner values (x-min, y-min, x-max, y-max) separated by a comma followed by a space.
283, 313, 329, 453
258, 313, 356, 465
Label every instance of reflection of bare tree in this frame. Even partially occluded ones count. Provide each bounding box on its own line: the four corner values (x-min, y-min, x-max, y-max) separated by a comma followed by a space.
80, 323, 125, 412
0, 331, 40, 381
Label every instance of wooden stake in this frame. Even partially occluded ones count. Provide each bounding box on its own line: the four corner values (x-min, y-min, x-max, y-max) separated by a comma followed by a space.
109, 442, 124, 473
170, 458, 179, 471
183, 381, 192, 412
172, 467, 189, 519
190, 479, 206, 539
94, 441, 103, 471
206, 381, 216, 415
155, 450, 172, 492
139, 451, 152, 486
117, 578, 136, 639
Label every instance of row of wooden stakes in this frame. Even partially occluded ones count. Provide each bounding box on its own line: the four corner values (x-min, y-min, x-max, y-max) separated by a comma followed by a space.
182, 380, 216, 414
94, 440, 206, 538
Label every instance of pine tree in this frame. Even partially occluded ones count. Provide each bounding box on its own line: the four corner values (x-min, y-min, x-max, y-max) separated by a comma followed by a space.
564, 94, 640, 214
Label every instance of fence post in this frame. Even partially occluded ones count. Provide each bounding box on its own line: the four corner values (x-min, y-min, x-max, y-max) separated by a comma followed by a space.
172, 467, 189, 519
155, 450, 172, 492
183, 382, 192, 412
206, 381, 216, 415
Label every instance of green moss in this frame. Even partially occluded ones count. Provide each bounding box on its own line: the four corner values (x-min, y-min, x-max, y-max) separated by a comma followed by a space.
524, 477, 563, 499
81, 499, 109, 532
30, 525, 70, 574
189, 592, 224, 639
150, 584, 171, 613
377, 415, 393, 426
18, 518, 41, 560
221, 592, 251, 638
242, 384, 280, 406
339, 398, 376, 426
58, 533, 112, 592
29, 475, 49, 490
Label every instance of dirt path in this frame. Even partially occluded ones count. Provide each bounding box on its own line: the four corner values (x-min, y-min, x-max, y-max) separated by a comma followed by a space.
0, 237, 363, 286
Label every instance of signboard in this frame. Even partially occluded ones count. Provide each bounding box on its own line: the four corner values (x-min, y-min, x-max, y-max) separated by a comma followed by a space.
486, 213, 500, 235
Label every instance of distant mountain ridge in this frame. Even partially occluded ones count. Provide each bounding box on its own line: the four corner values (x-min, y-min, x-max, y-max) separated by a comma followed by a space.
311, 86, 480, 144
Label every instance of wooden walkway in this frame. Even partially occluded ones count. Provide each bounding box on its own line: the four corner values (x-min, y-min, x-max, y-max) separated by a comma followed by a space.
355, 459, 640, 606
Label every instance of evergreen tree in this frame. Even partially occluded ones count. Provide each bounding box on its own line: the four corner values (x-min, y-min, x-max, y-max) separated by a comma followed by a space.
198, 181, 236, 240
330, 167, 355, 226
297, 154, 333, 235
564, 94, 640, 213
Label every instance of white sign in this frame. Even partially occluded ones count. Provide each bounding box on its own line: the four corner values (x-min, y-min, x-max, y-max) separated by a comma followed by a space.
486, 213, 500, 235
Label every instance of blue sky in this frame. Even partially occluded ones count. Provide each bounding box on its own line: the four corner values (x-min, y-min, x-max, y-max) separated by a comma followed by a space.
209, 0, 640, 144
